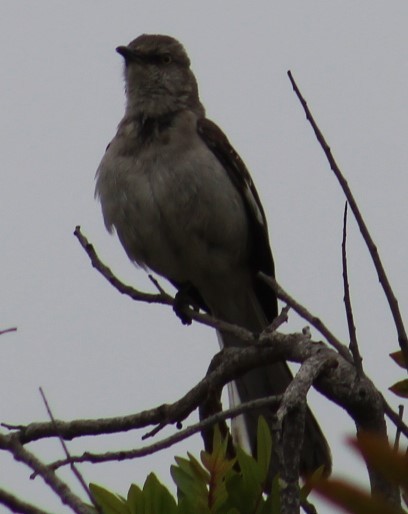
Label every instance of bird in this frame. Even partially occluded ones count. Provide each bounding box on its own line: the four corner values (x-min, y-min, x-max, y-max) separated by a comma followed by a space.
95, 34, 331, 479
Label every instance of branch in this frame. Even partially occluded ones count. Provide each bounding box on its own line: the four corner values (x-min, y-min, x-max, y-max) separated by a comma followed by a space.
393, 405, 404, 451
0, 487, 52, 514
341, 203, 363, 375
7, 332, 315, 448
263, 305, 290, 334
39, 388, 97, 510
259, 272, 352, 362
287, 69, 408, 370
0, 434, 93, 514
276, 355, 336, 514
383, 398, 408, 440
0, 327, 17, 336
72, 230, 408, 442
2, 329, 399, 502
49, 395, 282, 470
72, 226, 400, 502
74, 226, 255, 343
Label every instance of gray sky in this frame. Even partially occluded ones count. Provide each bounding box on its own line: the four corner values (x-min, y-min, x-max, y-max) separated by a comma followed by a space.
1, 2, 407, 512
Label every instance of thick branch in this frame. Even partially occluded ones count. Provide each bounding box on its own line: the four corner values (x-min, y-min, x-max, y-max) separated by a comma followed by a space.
277, 355, 336, 514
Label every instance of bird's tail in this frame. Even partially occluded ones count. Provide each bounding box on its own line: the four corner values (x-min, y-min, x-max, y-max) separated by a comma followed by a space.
214, 286, 332, 479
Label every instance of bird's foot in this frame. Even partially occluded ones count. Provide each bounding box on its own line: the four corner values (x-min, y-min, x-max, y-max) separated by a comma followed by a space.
173, 285, 200, 325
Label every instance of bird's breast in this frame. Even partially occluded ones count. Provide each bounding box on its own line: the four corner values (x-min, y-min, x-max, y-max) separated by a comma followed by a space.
95, 117, 249, 286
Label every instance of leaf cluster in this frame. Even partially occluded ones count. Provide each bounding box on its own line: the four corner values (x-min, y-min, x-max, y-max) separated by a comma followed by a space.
89, 418, 280, 514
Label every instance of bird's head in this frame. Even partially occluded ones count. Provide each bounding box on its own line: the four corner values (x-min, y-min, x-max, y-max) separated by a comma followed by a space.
116, 34, 203, 118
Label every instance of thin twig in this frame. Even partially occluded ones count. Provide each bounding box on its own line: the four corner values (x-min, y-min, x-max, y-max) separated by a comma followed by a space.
74, 226, 171, 305
148, 274, 167, 295
74, 226, 255, 344
39, 388, 97, 510
259, 272, 352, 363
0, 327, 17, 336
261, 305, 290, 335
287, 69, 408, 370
383, 397, 408, 439
393, 405, 404, 451
49, 395, 282, 470
341, 203, 363, 375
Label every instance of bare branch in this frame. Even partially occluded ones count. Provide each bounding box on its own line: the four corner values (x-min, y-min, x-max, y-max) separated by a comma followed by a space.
259, 272, 352, 362
277, 355, 337, 423
1, 326, 399, 502
0, 434, 93, 514
287, 69, 408, 370
49, 395, 282, 470
18, 226, 394, 505
383, 397, 408, 440
341, 203, 363, 375
0, 327, 17, 336
74, 225, 171, 305
74, 226, 255, 343
262, 305, 290, 334
0, 487, 53, 514
393, 405, 404, 451
277, 354, 336, 514
39, 388, 97, 510
148, 274, 167, 295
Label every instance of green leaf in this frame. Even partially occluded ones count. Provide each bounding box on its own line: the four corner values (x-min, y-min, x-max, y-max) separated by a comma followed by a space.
225, 448, 264, 513
170, 463, 208, 502
256, 416, 272, 484
89, 484, 129, 514
142, 473, 178, 514
268, 474, 281, 514
236, 446, 262, 491
187, 452, 211, 483
127, 485, 143, 514
389, 378, 408, 398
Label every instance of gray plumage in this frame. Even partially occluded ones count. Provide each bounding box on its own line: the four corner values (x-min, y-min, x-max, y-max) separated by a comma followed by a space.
95, 34, 331, 478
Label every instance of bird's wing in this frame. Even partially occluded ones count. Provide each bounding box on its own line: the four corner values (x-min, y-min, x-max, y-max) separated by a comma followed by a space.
197, 117, 277, 321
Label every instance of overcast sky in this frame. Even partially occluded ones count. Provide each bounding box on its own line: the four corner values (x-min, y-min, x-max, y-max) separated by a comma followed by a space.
1, 2, 407, 513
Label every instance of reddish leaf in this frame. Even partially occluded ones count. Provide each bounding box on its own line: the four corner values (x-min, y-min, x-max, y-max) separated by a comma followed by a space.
389, 350, 408, 369
350, 433, 408, 492
389, 379, 408, 398
314, 478, 399, 514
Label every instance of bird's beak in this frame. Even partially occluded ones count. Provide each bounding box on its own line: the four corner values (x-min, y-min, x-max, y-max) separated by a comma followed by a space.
116, 46, 141, 62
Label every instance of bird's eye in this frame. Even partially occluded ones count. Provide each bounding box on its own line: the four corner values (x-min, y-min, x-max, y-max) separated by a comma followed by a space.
161, 54, 172, 64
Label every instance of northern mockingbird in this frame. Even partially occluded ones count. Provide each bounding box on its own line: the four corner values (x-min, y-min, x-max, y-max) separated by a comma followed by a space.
95, 34, 331, 478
